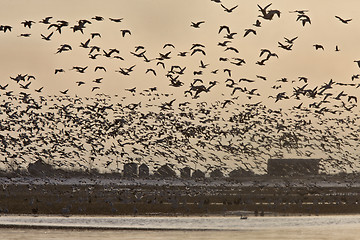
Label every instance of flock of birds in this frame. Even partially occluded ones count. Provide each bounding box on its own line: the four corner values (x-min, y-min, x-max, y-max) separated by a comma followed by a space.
0, 2, 359, 175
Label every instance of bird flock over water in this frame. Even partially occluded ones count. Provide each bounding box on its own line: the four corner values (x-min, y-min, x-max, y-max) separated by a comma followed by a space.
0, 2, 359, 175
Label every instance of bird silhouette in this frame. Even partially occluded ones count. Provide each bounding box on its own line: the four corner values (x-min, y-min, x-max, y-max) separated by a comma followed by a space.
39, 17, 52, 24
120, 29, 131, 37
191, 21, 205, 28
109, 18, 124, 22
21, 20, 35, 28
221, 4, 238, 13
335, 16, 352, 24
218, 25, 231, 34
297, 14, 311, 26
92, 16, 104, 21
284, 36, 298, 44
191, 48, 206, 56
41, 32, 54, 41
313, 44, 324, 50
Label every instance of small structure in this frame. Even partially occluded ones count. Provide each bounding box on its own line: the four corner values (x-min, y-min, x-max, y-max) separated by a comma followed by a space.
180, 167, 191, 178
139, 163, 149, 178
123, 162, 138, 178
155, 164, 177, 178
229, 168, 254, 178
267, 158, 320, 176
192, 169, 205, 179
209, 169, 223, 178
28, 160, 54, 176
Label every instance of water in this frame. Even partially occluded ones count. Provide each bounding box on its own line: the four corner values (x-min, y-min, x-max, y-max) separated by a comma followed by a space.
1, 215, 360, 239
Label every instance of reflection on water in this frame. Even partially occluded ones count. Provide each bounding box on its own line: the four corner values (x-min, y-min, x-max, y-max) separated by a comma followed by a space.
2, 227, 360, 240
0, 215, 360, 239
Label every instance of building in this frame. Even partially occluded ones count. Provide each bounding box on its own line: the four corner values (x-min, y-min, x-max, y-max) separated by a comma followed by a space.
123, 162, 138, 178
209, 169, 223, 178
267, 158, 320, 176
180, 167, 191, 178
192, 169, 205, 179
228, 168, 254, 178
27, 160, 54, 176
154, 164, 177, 178
139, 164, 149, 178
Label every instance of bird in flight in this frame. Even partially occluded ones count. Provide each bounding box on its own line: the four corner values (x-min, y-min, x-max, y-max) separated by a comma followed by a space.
218, 25, 231, 34
354, 60, 360, 68
95, 66, 106, 72
109, 18, 123, 22
253, 20, 261, 27
0, 25, 12, 32
284, 36, 298, 44
21, 20, 35, 28
56, 44, 72, 54
39, 17, 52, 24
120, 29, 131, 37
244, 29, 256, 37
41, 32, 54, 41
55, 69, 65, 74
335, 16, 352, 24
92, 16, 104, 21
60, 89, 69, 94
258, 3, 281, 20
221, 4, 238, 13
313, 44, 324, 50
191, 21, 205, 28
297, 14, 311, 26
191, 48, 206, 56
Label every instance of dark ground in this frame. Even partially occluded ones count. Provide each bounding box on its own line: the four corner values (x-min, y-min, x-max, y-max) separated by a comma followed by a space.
1, 175, 360, 216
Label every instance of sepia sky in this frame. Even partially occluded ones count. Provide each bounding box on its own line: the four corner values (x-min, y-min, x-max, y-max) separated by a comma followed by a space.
0, 0, 359, 173
1, 0, 359, 103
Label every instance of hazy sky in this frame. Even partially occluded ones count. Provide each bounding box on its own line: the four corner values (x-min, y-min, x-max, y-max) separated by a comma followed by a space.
1, 0, 359, 104
0, 0, 359, 173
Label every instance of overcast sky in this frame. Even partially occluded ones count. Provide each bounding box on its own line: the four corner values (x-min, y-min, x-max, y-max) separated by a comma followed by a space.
1, 0, 359, 103
0, 0, 359, 173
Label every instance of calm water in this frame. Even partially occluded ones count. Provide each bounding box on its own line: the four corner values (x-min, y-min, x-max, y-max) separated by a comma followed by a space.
1, 215, 360, 240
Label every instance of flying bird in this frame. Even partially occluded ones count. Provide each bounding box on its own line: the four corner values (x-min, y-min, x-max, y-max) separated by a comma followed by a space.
221, 4, 238, 13
21, 20, 35, 28
120, 29, 131, 37
191, 21, 205, 28
253, 20, 261, 27
92, 16, 104, 21
55, 69, 65, 74
354, 60, 360, 68
244, 29, 256, 37
95, 66, 106, 72
218, 25, 231, 34
335, 16, 352, 24
91, 33, 101, 39
39, 17, 52, 24
146, 68, 156, 76
76, 81, 85, 86
313, 44, 324, 50
191, 48, 206, 56
163, 43, 175, 49
41, 32, 54, 41
258, 3, 281, 20
56, 44, 72, 54
109, 18, 124, 22
297, 14, 311, 26
284, 36, 298, 44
